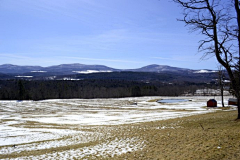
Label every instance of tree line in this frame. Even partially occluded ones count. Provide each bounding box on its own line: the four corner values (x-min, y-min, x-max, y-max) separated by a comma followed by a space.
0, 79, 211, 100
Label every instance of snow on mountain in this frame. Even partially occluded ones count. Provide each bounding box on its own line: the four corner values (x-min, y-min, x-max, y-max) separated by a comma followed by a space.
31, 71, 47, 73
72, 70, 113, 74
194, 70, 217, 73
15, 76, 33, 78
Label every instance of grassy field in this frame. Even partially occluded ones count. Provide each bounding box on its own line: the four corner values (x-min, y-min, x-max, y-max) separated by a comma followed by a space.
113, 110, 240, 160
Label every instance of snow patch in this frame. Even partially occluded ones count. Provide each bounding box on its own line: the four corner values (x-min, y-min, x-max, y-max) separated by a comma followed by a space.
194, 70, 217, 73
14, 76, 33, 78
12, 138, 144, 159
31, 71, 47, 73
72, 70, 112, 74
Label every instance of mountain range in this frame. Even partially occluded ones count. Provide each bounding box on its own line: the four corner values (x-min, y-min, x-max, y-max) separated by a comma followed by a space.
0, 63, 219, 82
0, 63, 216, 74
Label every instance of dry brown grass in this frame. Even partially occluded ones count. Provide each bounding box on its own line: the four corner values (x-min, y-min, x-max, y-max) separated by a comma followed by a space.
147, 99, 159, 102
113, 110, 240, 160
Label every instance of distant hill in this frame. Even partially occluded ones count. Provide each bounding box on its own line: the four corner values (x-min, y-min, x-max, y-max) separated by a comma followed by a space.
43, 63, 119, 73
0, 64, 43, 74
130, 64, 191, 73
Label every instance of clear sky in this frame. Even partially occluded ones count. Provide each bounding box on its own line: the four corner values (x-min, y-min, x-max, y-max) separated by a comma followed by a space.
0, 0, 219, 70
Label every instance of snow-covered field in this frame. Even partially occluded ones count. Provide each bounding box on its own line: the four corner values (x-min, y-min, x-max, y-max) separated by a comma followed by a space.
0, 96, 234, 159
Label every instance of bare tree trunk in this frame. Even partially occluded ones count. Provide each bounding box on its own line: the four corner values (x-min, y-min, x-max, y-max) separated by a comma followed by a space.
238, 98, 240, 119
221, 87, 225, 107
218, 67, 225, 107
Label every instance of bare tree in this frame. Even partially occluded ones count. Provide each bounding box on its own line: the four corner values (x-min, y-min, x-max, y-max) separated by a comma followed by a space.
173, 0, 240, 119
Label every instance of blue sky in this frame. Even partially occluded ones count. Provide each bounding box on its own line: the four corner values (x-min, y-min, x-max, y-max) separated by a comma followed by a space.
0, 0, 219, 69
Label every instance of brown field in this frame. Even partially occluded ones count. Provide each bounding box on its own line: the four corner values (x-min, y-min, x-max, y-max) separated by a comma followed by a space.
114, 110, 240, 160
